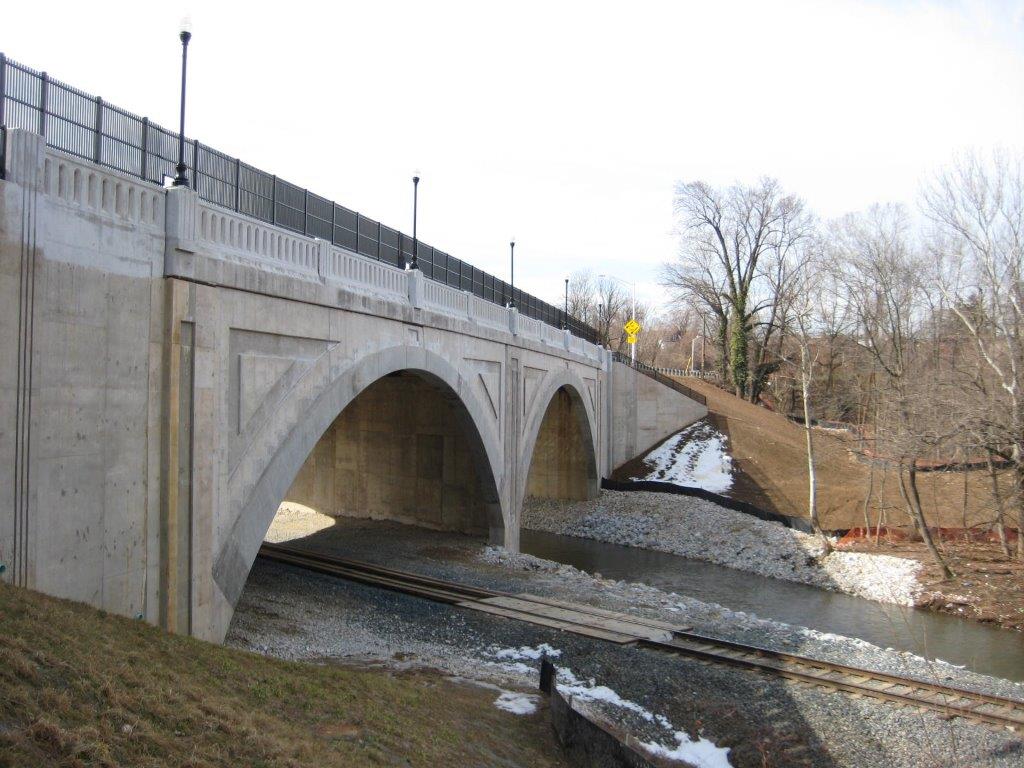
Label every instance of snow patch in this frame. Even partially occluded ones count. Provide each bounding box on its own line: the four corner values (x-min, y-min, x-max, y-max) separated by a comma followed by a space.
489, 643, 562, 661
641, 731, 734, 767
630, 421, 734, 493
493, 691, 539, 715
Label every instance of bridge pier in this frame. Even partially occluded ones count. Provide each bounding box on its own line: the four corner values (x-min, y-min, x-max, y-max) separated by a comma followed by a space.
0, 127, 706, 642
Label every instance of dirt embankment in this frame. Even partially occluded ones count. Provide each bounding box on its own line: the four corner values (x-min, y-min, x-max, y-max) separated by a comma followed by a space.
671, 377, 1016, 533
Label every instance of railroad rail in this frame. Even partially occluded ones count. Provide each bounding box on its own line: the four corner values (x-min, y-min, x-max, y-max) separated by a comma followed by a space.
258, 542, 1024, 732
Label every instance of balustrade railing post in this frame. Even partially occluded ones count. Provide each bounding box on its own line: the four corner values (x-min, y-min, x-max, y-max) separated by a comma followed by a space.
302, 189, 308, 235
39, 71, 48, 137
233, 157, 240, 212
271, 174, 277, 225
140, 117, 149, 180
192, 139, 199, 191
93, 96, 103, 164
330, 203, 337, 246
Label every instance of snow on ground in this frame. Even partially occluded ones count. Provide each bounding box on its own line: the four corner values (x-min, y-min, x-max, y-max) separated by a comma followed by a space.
556, 666, 733, 767
493, 691, 540, 715
630, 420, 734, 493
642, 731, 735, 767
523, 490, 923, 606
491, 643, 561, 661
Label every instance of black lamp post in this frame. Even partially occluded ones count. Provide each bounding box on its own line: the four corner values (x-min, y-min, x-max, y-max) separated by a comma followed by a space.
410, 171, 420, 270
564, 277, 569, 329
509, 237, 516, 308
172, 18, 192, 187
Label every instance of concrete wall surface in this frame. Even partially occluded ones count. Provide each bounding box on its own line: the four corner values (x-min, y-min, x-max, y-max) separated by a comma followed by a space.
609, 361, 708, 471
0, 128, 706, 642
284, 372, 499, 535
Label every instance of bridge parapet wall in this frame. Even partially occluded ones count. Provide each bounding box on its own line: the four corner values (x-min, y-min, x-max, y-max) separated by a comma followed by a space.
168, 190, 601, 362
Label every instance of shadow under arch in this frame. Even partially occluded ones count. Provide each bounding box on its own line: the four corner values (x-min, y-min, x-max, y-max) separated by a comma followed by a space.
518, 371, 601, 512
213, 345, 506, 611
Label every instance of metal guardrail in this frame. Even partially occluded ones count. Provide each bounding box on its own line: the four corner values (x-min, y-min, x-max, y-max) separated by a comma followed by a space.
651, 366, 721, 381
610, 351, 707, 405
0, 53, 600, 345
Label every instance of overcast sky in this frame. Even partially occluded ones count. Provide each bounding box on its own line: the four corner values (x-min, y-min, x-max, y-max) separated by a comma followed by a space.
6, 1, 1024, 311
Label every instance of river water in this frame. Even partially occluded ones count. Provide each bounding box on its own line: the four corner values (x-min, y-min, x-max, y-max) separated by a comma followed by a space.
521, 529, 1024, 682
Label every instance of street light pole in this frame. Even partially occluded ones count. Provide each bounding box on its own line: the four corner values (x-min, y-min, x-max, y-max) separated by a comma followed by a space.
410, 171, 420, 270
172, 18, 192, 187
509, 238, 515, 308
701, 315, 707, 372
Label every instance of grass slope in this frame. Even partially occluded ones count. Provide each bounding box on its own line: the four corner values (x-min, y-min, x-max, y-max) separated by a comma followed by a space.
0, 582, 565, 768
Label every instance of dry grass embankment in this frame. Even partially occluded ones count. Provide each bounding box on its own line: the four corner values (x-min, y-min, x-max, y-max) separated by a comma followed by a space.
0, 581, 565, 768
673, 377, 1012, 532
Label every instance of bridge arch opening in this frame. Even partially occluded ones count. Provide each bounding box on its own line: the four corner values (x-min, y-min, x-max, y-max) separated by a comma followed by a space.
273, 369, 503, 540
524, 385, 600, 502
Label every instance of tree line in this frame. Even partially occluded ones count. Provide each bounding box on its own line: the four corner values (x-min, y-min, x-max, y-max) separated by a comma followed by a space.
566, 152, 1024, 570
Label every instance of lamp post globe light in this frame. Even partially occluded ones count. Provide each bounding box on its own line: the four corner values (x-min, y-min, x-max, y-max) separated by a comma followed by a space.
410, 170, 420, 270
508, 237, 516, 308
172, 17, 192, 188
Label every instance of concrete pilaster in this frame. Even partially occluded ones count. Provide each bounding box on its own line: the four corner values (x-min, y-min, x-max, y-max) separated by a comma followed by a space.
1, 130, 44, 590
408, 268, 424, 309
164, 186, 198, 262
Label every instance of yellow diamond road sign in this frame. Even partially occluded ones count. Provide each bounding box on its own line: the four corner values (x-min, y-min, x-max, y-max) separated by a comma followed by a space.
624, 319, 640, 336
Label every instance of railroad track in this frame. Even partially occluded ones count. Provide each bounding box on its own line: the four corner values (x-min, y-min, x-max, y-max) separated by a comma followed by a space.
258, 542, 1024, 732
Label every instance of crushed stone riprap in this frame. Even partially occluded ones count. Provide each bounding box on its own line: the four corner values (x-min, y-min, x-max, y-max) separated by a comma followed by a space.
523, 490, 923, 606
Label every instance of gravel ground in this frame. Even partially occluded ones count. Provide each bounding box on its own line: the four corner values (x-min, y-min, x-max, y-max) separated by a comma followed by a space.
227, 511, 1024, 767
524, 491, 924, 606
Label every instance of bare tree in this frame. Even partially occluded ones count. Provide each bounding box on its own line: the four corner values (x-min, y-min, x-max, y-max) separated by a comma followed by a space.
662, 247, 732, 379
831, 204, 954, 577
593, 276, 629, 348
924, 150, 1024, 560
670, 177, 811, 398
566, 270, 597, 324
790, 255, 832, 550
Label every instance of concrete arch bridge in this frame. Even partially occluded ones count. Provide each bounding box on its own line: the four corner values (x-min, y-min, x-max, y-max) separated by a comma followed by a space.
0, 129, 705, 641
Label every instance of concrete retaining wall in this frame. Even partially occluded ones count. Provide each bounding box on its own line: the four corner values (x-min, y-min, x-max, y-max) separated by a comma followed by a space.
609, 361, 708, 471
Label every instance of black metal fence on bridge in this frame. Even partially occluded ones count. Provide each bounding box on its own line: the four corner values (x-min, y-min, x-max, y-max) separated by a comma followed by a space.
0, 54, 600, 345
